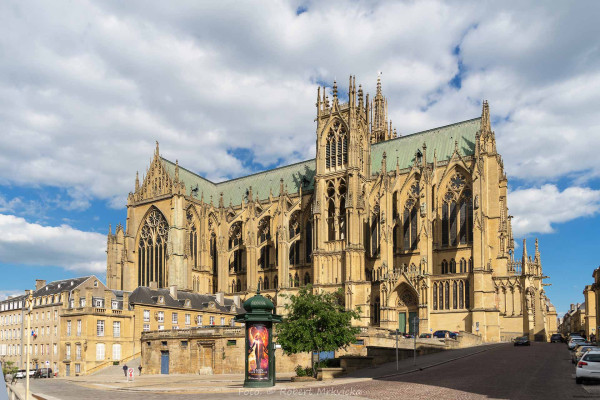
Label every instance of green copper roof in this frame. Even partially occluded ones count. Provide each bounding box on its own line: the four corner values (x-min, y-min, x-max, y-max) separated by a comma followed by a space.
371, 117, 480, 173
161, 117, 480, 204
161, 158, 315, 205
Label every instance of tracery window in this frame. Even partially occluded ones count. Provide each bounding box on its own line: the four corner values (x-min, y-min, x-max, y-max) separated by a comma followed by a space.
304, 272, 310, 286
258, 217, 270, 244
459, 281, 464, 309
289, 212, 300, 239
273, 275, 278, 289
433, 283, 438, 310
259, 245, 270, 270
325, 121, 348, 170
327, 182, 336, 241
229, 222, 244, 274
402, 182, 419, 251
370, 203, 380, 258
186, 210, 198, 270
441, 173, 473, 247
289, 240, 300, 266
338, 180, 347, 240
441, 260, 448, 274
138, 208, 169, 287
453, 281, 458, 309
459, 258, 467, 273
305, 221, 312, 261
450, 259, 456, 274
445, 281, 450, 310
264, 277, 269, 290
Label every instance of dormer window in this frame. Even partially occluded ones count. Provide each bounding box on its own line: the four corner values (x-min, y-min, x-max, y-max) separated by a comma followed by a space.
158, 296, 165, 305
94, 281, 98, 287
184, 299, 191, 308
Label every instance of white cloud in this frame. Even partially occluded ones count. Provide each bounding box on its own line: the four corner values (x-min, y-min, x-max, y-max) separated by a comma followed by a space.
0, 214, 106, 272
0, 290, 25, 301
509, 184, 600, 236
0, 1, 597, 222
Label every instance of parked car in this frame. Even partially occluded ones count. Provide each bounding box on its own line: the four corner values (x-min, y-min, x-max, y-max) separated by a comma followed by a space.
33, 368, 53, 378
14, 370, 26, 379
576, 350, 600, 384
419, 333, 432, 338
514, 336, 531, 346
569, 337, 589, 350
572, 346, 600, 364
550, 333, 564, 343
433, 330, 457, 339
28, 370, 35, 377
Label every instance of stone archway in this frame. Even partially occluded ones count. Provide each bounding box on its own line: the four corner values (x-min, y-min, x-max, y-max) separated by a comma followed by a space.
389, 282, 419, 334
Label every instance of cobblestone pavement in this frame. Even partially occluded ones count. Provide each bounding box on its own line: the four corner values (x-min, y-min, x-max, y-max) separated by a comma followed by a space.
322, 342, 592, 399
17, 342, 589, 399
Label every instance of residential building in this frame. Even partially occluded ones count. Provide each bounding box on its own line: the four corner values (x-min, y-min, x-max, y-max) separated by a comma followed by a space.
0, 294, 26, 368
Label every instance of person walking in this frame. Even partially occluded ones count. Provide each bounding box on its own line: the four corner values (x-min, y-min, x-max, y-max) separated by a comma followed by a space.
122, 364, 128, 377
138, 365, 142, 376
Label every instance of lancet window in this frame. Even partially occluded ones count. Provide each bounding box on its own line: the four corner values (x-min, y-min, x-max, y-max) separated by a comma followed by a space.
326, 179, 347, 241
186, 210, 198, 270
304, 272, 311, 286
229, 222, 244, 274
441, 173, 473, 247
325, 121, 348, 170
258, 217, 271, 270
370, 203, 380, 258
305, 221, 312, 261
138, 208, 169, 287
397, 182, 419, 251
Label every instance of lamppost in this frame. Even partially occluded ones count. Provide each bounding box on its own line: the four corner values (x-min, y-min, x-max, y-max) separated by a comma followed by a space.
25, 290, 33, 400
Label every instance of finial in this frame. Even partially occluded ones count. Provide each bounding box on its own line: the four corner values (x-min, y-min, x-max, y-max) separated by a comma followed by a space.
248, 186, 253, 202
135, 171, 140, 191
155, 140, 159, 156
174, 160, 180, 182
377, 72, 382, 95
219, 192, 224, 208
280, 178, 284, 195
481, 100, 491, 133
108, 224, 112, 235
333, 80, 338, 99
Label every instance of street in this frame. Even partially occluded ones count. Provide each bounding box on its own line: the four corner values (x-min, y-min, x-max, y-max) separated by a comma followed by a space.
23, 342, 595, 399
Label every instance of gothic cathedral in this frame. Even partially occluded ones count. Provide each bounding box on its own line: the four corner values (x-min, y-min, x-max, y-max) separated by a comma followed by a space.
106, 76, 557, 342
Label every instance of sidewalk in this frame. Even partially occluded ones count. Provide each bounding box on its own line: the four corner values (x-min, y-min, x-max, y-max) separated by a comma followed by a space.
50, 343, 506, 394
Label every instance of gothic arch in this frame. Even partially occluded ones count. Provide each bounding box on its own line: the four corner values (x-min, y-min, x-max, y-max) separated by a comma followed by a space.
136, 206, 169, 288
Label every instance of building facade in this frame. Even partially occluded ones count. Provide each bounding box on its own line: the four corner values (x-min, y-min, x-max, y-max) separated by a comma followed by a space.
106, 77, 556, 342
0, 295, 26, 368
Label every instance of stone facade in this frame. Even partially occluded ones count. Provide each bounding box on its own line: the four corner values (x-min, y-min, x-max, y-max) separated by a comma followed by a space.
0, 295, 26, 368
141, 326, 310, 375
106, 77, 556, 342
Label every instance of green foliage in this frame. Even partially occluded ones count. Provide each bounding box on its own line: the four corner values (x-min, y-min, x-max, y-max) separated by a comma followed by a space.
276, 285, 361, 356
294, 365, 307, 377
2, 361, 18, 378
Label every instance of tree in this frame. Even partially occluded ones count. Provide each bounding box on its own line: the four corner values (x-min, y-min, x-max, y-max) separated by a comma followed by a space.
276, 285, 361, 376
2, 360, 18, 380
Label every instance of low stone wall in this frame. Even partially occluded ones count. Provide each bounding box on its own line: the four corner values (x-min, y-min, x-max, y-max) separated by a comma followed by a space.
141, 327, 310, 375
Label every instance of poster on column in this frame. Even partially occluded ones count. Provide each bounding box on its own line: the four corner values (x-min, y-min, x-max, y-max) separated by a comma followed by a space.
247, 323, 269, 380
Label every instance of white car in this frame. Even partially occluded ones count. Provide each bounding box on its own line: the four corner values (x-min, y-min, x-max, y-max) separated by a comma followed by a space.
576, 350, 600, 383
569, 337, 588, 350
14, 370, 26, 379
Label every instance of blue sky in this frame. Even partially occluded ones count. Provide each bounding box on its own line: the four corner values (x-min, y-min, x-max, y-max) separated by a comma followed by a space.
1, 1, 599, 318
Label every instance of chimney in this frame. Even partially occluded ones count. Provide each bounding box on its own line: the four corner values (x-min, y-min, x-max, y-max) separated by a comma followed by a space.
233, 295, 240, 308
122, 292, 130, 310
35, 280, 46, 291
216, 292, 224, 306
169, 285, 178, 300
149, 281, 158, 290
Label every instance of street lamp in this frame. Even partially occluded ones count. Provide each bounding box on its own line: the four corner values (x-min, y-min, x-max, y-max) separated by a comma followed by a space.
25, 290, 33, 400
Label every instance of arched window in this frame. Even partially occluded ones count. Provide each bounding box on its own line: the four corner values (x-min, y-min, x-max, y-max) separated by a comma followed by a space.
236, 279, 242, 293
459, 281, 464, 309
338, 180, 347, 240
441, 175, 473, 247
273, 275, 278, 289
468, 257, 473, 272
449, 200, 457, 246
294, 273, 300, 287
264, 277, 269, 290
305, 221, 312, 261
370, 204, 380, 257
441, 201, 449, 247
439, 283, 444, 310
229, 222, 242, 249
189, 225, 198, 269
258, 277, 263, 291
453, 281, 458, 309
460, 258, 466, 273
289, 212, 300, 239
325, 121, 348, 170
450, 259, 456, 274
304, 272, 310, 286
442, 260, 448, 274
393, 225, 400, 253
445, 281, 450, 310
374, 297, 380, 325
327, 182, 336, 241
138, 209, 169, 287
465, 280, 470, 309
289, 241, 300, 265
433, 283, 438, 310
259, 245, 270, 270
258, 217, 270, 244
231, 280, 236, 293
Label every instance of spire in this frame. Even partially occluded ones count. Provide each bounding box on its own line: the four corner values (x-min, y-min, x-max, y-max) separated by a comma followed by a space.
332, 80, 338, 102
174, 160, 180, 183
135, 171, 140, 192
381, 151, 387, 173
373, 72, 387, 142
219, 192, 224, 208
248, 186, 253, 202
522, 238, 528, 270
155, 140, 160, 157
358, 84, 364, 109
376, 72, 382, 95
534, 238, 541, 263
108, 224, 112, 235
481, 100, 491, 134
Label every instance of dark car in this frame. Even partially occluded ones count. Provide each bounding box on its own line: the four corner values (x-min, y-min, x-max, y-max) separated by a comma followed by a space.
433, 330, 457, 339
419, 333, 432, 338
550, 333, 564, 343
514, 336, 531, 346
34, 368, 53, 378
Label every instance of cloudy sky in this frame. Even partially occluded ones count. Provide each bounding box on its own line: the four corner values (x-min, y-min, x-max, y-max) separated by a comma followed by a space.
1, 0, 599, 315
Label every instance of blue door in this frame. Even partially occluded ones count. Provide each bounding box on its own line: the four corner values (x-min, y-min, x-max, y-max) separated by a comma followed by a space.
160, 351, 169, 374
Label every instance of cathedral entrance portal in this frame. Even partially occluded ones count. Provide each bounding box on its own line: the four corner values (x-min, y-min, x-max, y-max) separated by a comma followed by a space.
392, 283, 419, 335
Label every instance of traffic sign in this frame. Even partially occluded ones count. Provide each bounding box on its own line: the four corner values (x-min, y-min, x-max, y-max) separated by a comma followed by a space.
128, 368, 134, 381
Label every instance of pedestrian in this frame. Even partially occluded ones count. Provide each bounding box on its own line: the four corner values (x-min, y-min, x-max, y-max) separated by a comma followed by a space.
591, 333, 596, 343
138, 365, 142, 376
122, 364, 128, 377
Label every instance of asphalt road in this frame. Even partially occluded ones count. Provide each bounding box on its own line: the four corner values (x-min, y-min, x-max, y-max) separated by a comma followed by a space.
27, 342, 593, 399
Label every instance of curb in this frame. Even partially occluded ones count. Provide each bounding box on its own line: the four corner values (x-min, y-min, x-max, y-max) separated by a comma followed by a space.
375, 343, 507, 380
